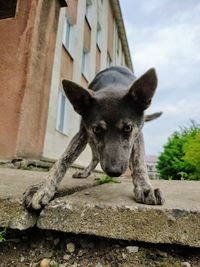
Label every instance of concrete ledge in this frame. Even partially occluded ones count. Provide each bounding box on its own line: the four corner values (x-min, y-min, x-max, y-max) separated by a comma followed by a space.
0, 198, 37, 230
0, 168, 99, 230
1, 168, 200, 247
37, 178, 200, 247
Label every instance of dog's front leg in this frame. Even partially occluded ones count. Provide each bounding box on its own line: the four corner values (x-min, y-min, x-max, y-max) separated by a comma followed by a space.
23, 127, 88, 210
130, 133, 164, 205
72, 141, 99, 178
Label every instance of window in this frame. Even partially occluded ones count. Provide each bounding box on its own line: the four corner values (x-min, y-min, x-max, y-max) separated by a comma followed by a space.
96, 22, 102, 49
56, 90, 71, 135
62, 15, 74, 56
85, 0, 92, 26
0, 0, 17, 20
82, 48, 90, 80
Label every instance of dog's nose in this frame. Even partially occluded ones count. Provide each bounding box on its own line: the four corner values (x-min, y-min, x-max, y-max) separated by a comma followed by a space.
105, 167, 122, 177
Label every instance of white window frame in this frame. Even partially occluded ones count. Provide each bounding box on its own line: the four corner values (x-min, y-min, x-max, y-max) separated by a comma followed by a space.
56, 89, 71, 136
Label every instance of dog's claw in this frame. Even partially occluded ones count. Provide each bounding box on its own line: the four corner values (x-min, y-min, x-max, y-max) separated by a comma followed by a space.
134, 186, 165, 205
23, 182, 55, 210
72, 171, 90, 179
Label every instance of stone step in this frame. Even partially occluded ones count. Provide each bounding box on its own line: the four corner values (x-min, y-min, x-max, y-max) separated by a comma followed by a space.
0, 168, 200, 247
37, 178, 200, 247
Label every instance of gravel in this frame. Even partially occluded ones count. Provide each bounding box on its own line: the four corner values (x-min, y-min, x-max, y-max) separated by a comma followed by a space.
0, 228, 199, 267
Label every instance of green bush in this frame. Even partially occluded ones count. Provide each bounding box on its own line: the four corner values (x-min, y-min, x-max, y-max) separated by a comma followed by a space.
157, 121, 200, 180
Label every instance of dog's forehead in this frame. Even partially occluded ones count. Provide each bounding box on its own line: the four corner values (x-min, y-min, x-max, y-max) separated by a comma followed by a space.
87, 89, 142, 125
93, 92, 128, 118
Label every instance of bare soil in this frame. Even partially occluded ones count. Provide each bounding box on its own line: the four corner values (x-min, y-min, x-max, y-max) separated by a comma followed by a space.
0, 228, 200, 267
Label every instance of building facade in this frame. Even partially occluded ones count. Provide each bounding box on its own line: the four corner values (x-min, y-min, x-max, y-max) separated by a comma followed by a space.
43, 0, 133, 167
0, 0, 67, 160
146, 155, 160, 180
0, 0, 133, 169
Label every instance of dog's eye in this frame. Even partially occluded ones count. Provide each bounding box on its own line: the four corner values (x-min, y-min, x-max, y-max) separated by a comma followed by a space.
123, 124, 132, 133
93, 126, 102, 134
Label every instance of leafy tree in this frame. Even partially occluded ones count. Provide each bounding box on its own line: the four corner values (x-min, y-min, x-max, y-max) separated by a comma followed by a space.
157, 121, 200, 180
183, 129, 200, 180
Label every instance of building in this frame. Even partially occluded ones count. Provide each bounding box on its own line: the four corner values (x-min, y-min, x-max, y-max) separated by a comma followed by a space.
0, 0, 133, 168
146, 155, 160, 180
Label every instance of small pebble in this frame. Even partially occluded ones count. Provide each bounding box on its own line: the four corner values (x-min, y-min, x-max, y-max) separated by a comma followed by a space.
63, 254, 71, 260
157, 250, 168, 257
181, 262, 191, 267
73, 262, 78, 267
126, 246, 139, 253
77, 249, 84, 257
40, 258, 51, 267
66, 242, 76, 253
43, 251, 53, 258
20, 256, 25, 262
122, 252, 126, 259
96, 263, 103, 267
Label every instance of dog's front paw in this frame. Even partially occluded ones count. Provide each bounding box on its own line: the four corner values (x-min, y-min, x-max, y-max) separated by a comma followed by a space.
23, 181, 56, 210
134, 186, 164, 205
72, 170, 90, 179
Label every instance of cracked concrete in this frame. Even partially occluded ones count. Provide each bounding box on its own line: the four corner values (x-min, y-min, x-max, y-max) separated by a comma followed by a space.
0, 168, 200, 247
0, 167, 100, 229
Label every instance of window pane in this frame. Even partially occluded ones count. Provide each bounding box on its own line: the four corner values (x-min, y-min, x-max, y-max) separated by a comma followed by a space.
63, 18, 70, 50
56, 91, 65, 133
0, 0, 17, 20
56, 90, 71, 135
82, 49, 90, 79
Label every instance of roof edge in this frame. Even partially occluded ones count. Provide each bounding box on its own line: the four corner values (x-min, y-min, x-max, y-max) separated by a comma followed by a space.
110, 0, 133, 71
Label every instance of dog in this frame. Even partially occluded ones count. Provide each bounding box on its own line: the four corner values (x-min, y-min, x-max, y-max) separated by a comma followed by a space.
23, 66, 164, 210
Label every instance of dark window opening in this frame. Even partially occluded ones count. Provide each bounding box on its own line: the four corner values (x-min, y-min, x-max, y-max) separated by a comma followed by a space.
0, 0, 17, 20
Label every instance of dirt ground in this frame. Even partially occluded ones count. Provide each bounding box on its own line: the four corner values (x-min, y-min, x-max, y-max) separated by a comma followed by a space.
0, 228, 200, 267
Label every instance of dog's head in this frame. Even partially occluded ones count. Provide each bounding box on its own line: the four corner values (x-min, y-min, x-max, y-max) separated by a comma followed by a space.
62, 68, 160, 177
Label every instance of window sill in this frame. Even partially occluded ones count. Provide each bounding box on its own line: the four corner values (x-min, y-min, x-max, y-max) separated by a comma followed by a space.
85, 16, 92, 30
81, 73, 89, 83
62, 44, 74, 60
56, 128, 69, 137
96, 43, 101, 52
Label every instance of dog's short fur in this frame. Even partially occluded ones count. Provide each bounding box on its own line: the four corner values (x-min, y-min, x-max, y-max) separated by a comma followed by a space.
24, 66, 164, 210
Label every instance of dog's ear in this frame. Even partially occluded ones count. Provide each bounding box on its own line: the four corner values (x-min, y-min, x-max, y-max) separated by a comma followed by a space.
128, 68, 157, 111
144, 112, 163, 122
62, 80, 93, 115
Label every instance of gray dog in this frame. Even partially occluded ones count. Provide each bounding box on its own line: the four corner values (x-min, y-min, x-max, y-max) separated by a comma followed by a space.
24, 66, 164, 210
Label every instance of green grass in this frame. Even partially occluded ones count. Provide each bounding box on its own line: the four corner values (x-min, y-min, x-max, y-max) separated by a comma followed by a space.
0, 228, 6, 243
97, 175, 121, 185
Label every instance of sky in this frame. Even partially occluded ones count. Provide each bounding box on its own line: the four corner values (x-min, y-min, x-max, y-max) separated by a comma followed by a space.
120, 0, 200, 156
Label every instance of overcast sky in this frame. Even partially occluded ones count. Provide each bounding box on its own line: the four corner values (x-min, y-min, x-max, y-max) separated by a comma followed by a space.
120, 0, 200, 156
